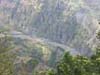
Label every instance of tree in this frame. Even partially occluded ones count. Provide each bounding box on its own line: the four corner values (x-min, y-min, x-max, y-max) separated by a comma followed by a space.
26, 30, 100, 75
55, 31, 100, 75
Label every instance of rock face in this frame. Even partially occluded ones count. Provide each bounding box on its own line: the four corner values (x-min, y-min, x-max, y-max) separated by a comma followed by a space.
0, 0, 100, 74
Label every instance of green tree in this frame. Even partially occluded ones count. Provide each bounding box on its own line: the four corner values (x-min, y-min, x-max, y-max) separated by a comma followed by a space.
55, 31, 100, 75
32, 31, 100, 75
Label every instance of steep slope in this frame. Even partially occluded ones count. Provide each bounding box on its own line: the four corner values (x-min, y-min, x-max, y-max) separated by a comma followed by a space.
0, 0, 100, 54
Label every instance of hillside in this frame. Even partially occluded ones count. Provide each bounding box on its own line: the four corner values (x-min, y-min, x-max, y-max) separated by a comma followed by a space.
0, 0, 100, 75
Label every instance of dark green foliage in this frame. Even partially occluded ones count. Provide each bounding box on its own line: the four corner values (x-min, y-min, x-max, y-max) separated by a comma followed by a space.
31, 31, 100, 75
45, 32, 100, 75
50, 48, 99, 75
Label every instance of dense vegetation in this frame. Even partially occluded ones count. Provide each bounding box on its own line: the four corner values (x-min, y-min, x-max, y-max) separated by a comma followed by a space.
35, 32, 100, 75
36, 49, 100, 75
